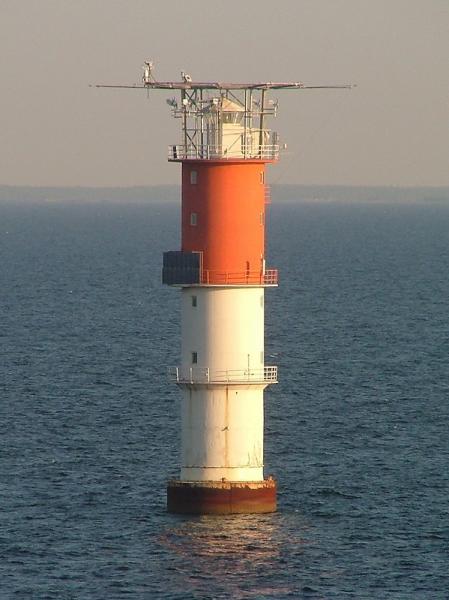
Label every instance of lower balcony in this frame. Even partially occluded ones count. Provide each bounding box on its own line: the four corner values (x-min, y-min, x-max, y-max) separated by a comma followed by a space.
168, 366, 278, 385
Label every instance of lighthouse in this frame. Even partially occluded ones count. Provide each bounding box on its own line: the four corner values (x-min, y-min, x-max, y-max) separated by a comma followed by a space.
96, 63, 351, 514
162, 78, 280, 514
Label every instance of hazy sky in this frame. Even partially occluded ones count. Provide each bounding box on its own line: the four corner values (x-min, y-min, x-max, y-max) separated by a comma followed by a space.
1, 0, 448, 187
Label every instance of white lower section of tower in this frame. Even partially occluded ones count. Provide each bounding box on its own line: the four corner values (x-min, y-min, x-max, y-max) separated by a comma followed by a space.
179, 287, 266, 482
180, 385, 265, 481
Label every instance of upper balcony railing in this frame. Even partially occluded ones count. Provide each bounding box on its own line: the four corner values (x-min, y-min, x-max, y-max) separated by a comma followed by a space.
168, 143, 279, 161
169, 366, 278, 385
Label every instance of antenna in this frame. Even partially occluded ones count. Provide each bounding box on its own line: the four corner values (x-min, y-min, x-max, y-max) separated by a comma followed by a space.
94, 61, 354, 92
166, 97, 178, 109
142, 60, 156, 85
93, 61, 354, 161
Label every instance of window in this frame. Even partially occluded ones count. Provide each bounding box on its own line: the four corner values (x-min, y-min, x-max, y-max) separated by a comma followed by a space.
190, 170, 197, 184
190, 212, 197, 226
260, 171, 265, 184
223, 112, 243, 124
191, 295, 197, 307
192, 352, 198, 364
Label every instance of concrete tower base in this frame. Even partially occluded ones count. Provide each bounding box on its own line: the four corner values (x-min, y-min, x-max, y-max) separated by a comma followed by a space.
167, 478, 277, 514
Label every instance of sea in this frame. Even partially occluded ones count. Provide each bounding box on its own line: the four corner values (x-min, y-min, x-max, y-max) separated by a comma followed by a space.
1, 187, 448, 599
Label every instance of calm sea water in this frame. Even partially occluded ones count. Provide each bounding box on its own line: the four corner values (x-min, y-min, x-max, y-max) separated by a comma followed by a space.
1, 196, 448, 599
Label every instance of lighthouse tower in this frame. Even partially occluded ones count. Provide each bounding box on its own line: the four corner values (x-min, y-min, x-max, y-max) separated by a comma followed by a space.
162, 78, 281, 514
96, 63, 351, 514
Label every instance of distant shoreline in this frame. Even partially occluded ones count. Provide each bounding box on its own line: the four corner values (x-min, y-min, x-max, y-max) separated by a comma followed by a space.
1, 184, 448, 205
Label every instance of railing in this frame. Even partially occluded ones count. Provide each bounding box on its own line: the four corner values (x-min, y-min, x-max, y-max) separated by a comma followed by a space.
168, 144, 279, 161
264, 184, 271, 205
169, 366, 278, 385
263, 269, 278, 285
202, 269, 278, 286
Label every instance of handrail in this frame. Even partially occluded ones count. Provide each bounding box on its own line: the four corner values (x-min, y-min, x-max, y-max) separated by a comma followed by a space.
264, 184, 271, 205
202, 269, 278, 285
168, 144, 279, 161
168, 366, 278, 384
263, 269, 278, 285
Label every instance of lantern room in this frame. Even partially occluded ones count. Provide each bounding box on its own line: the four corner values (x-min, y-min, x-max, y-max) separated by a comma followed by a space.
167, 87, 280, 161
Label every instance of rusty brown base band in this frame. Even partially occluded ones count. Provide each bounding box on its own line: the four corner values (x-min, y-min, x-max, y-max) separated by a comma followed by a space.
167, 478, 277, 514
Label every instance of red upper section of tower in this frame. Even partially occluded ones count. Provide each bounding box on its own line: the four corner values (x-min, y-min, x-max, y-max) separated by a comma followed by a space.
181, 161, 268, 285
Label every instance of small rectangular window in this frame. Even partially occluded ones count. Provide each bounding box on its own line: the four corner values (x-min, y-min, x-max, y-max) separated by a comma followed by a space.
191, 295, 197, 307
260, 171, 265, 184
192, 351, 198, 364
190, 212, 197, 226
190, 170, 197, 184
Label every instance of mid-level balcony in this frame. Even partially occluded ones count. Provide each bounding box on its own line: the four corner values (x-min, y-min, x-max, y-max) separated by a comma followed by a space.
202, 268, 278, 286
168, 366, 278, 385
162, 251, 278, 286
